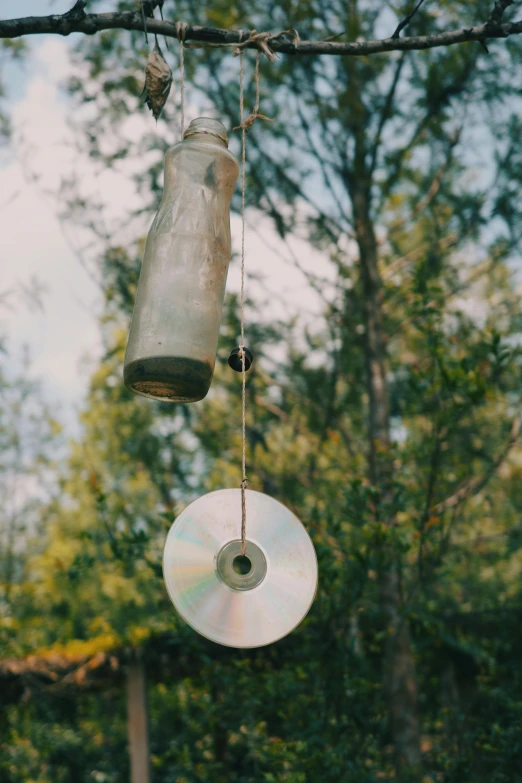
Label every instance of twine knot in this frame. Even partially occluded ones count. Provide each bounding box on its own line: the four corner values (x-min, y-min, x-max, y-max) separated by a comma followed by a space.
175, 21, 188, 42
234, 111, 273, 132
234, 30, 277, 62
233, 28, 300, 62
233, 48, 274, 132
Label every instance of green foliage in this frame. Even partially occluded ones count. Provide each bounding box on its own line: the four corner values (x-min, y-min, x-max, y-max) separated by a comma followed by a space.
2, 1, 522, 781
0, 362, 60, 657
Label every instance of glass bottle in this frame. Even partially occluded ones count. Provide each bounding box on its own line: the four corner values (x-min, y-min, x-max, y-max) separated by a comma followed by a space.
124, 118, 239, 402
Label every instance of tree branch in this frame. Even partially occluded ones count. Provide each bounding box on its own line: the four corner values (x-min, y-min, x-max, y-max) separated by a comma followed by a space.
392, 0, 427, 39
369, 52, 407, 174
292, 89, 351, 228
1, 5, 522, 56
488, 0, 514, 25
385, 124, 463, 239
432, 418, 521, 514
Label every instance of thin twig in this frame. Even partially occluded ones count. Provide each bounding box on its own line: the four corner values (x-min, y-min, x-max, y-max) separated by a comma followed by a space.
488, 0, 514, 25
139, 0, 148, 45
369, 52, 407, 173
392, 0, 427, 39
387, 126, 462, 235
432, 418, 521, 514
159, 2, 169, 50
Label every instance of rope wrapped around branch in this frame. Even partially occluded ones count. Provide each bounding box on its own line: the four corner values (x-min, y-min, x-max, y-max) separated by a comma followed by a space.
232, 28, 300, 62
186, 27, 300, 63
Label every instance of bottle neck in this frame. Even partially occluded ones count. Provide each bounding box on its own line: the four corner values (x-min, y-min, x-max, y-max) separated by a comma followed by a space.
183, 118, 228, 148
183, 130, 227, 148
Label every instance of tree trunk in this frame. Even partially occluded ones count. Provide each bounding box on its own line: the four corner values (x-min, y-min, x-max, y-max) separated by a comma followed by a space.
380, 566, 422, 776
126, 656, 151, 783
351, 178, 422, 777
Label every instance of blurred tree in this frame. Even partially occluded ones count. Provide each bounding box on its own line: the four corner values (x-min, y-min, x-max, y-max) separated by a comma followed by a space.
0, 359, 59, 617
2, 1, 522, 781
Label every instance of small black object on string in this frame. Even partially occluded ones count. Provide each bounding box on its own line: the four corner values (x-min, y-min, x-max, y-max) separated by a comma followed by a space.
228, 347, 253, 372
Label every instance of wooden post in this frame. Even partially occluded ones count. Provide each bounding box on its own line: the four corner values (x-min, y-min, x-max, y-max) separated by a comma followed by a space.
126, 656, 151, 783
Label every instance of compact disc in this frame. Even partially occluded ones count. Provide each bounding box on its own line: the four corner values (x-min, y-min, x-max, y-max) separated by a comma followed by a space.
163, 488, 318, 648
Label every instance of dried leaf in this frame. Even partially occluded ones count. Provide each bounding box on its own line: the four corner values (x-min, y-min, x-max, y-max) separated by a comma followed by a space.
141, 43, 172, 120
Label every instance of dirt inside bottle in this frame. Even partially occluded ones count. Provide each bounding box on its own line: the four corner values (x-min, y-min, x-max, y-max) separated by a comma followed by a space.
124, 356, 213, 402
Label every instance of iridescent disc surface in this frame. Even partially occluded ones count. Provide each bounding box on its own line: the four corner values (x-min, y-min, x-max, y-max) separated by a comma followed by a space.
163, 489, 318, 648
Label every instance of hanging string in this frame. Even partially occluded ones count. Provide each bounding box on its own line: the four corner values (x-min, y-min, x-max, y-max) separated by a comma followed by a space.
141, 2, 169, 51
235, 47, 274, 555
158, 2, 170, 51
176, 22, 188, 138
233, 49, 273, 132
238, 50, 248, 556
140, 1, 149, 45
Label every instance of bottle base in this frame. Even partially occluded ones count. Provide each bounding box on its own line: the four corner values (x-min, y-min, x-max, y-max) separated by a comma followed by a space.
124, 356, 213, 403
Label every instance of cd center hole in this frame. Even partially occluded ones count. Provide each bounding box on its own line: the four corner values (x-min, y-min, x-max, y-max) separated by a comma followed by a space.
232, 555, 252, 575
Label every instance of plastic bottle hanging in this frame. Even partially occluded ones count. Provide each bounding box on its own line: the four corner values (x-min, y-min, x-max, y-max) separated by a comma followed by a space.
124, 118, 239, 402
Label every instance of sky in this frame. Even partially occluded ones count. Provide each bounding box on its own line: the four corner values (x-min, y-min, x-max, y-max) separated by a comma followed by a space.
1, 1, 103, 432
0, 1, 331, 437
